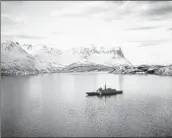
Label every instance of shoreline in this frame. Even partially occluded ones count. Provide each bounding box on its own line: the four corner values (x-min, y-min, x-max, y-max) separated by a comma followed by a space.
1, 70, 172, 77
1, 64, 172, 77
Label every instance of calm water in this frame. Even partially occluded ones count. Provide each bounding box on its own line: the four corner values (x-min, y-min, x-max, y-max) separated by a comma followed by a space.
1, 72, 172, 137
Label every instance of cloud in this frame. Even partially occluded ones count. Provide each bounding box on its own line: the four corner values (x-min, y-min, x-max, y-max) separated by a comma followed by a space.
52, 31, 64, 35
140, 1, 172, 20
49, 1, 116, 18
1, 1, 24, 16
17, 35, 46, 39
1, 15, 18, 25
1, 14, 26, 26
2, 34, 46, 40
103, 1, 172, 22
127, 25, 160, 30
49, 1, 135, 23
127, 38, 172, 47
1, 1, 172, 51
1, 1, 23, 5
144, 2, 172, 16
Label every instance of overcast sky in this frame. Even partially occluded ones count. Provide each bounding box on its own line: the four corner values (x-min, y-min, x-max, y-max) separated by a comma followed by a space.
1, 1, 172, 65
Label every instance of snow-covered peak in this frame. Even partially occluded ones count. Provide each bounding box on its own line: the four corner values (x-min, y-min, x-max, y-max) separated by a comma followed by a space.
2, 40, 28, 55
1, 40, 132, 75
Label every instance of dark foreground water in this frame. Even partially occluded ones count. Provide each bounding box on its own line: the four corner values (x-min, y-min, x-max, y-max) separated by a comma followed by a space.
1, 72, 172, 137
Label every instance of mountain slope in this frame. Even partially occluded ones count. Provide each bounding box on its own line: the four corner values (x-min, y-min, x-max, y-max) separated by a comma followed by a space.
1, 41, 38, 75
1, 41, 171, 76
22, 44, 63, 73
155, 65, 172, 76
0, 41, 139, 76
110, 64, 172, 76
63, 46, 132, 66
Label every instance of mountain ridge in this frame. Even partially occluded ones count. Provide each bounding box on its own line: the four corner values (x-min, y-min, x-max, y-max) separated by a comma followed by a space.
1, 40, 172, 76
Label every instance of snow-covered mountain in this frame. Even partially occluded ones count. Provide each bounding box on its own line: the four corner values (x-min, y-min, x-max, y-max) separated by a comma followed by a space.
1, 41, 38, 75
66, 47, 132, 67
22, 44, 63, 72
0, 40, 131, 75
155, 64, 172, 76
1, 41, 171, 76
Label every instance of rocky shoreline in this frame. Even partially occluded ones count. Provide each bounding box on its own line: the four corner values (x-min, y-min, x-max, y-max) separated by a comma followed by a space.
109, 64, 172, 76
1, 64, 172, 76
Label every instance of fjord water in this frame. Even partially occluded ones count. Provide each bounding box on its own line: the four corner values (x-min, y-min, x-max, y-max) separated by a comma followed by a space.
1, 73, 172, 137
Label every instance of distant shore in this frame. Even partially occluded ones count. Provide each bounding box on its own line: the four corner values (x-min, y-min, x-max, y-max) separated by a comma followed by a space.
1, 64, 172, 76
